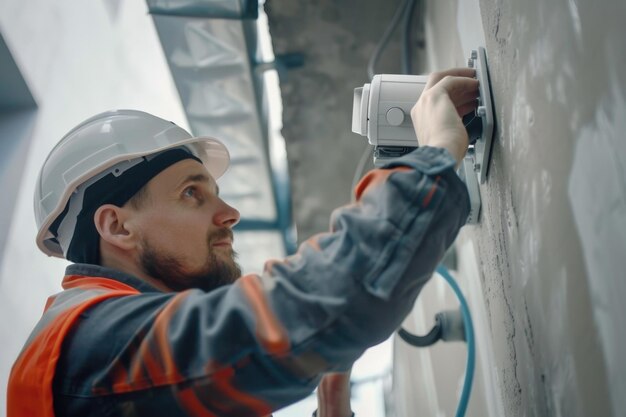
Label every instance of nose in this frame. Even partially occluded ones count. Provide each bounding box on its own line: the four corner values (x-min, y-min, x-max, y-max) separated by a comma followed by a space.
213, 198, 240, 228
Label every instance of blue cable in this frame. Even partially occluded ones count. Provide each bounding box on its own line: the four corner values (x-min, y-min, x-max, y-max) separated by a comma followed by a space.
436, 264, 476, 417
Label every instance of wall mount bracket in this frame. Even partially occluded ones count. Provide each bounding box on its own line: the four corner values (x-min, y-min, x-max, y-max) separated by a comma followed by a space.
466, 46, 495, 184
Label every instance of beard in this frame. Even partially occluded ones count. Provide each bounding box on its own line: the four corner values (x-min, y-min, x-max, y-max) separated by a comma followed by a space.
139, 228, 242, 292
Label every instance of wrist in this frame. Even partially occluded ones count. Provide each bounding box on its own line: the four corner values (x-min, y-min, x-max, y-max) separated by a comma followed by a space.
316, 373, 352, 417
313, 410, 354, 417
427, 143, 465, 167
316, 390, 352, 417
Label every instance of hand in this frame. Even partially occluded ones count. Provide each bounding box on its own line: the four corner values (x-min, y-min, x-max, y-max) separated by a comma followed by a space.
316, 370, 352, 417
410, 68, 479, 166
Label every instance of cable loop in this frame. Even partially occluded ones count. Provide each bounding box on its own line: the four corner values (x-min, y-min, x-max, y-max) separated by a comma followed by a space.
397, 315, 442, 347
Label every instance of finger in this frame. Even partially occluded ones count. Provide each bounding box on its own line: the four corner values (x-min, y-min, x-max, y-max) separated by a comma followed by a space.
458, 88, 480, 101
426, 68, 476, 89
456, 88, 481, 112
439, 76, 480, 104
457, 102, 479, 117
456, 91, 479, 106
450, 90, 480, 110
456, 92, 480, 107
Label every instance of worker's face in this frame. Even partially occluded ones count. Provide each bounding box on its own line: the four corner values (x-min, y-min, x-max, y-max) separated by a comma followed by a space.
131, 159, 241, 292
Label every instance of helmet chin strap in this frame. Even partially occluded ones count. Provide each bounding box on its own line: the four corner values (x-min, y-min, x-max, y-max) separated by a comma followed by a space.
56, 191, 82, 258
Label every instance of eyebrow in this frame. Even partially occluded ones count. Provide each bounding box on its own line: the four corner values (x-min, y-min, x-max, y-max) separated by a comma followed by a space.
178, 173, 219, 195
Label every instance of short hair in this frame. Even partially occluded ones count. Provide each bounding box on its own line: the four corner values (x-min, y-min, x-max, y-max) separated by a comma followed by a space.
125, 183, 151, 210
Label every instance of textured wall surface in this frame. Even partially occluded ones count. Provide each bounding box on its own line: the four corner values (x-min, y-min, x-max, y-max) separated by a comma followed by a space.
473, 0, 625, 415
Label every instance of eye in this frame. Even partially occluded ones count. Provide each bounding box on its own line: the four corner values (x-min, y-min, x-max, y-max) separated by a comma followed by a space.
183, 186, 199, 200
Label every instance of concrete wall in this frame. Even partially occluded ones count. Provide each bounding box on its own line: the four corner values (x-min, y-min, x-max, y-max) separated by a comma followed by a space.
470, 0, 626, 415
387, 0, 626, 414
0, 2, 186, 413
423, 0, 625, 415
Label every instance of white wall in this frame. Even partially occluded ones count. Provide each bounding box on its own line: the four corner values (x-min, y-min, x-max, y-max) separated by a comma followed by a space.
0, 1, 187, 413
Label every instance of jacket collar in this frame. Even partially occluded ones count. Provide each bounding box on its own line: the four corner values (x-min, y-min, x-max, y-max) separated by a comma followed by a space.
65, 263, 163, 293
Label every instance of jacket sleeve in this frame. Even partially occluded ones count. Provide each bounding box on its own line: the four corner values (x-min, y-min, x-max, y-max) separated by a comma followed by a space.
54, 146, 470, 417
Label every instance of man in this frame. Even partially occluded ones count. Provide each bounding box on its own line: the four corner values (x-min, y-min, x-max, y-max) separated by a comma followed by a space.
7, 68, 477, 417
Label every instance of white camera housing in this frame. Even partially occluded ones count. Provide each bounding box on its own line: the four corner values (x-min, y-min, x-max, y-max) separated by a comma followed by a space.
352, 74, 428, 147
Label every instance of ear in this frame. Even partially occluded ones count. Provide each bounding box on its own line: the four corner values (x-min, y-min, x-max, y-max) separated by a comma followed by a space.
93, 204, 137, 251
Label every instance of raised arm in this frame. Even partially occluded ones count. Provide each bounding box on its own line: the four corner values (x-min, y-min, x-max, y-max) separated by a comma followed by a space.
54, 69, 477, 417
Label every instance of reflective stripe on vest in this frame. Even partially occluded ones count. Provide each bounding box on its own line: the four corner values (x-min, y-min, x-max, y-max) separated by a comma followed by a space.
7, 276, 139, 417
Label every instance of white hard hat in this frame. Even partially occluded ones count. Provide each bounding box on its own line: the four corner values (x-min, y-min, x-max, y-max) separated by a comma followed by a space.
34, 109, 230, 259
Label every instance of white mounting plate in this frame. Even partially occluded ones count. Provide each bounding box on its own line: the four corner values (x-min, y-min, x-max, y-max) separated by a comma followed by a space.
469, 47, 495, 184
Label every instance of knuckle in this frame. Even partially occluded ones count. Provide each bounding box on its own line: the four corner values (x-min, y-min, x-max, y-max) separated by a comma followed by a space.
420, 89, 436, 103
428, 70, 444, 81
411, 101, 424, 119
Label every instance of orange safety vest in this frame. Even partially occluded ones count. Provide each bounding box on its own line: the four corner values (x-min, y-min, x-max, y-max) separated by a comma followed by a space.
7, 276, 139, 417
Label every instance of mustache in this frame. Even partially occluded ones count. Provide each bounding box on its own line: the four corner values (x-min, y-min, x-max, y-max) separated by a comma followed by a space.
208, 228, 234, 245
